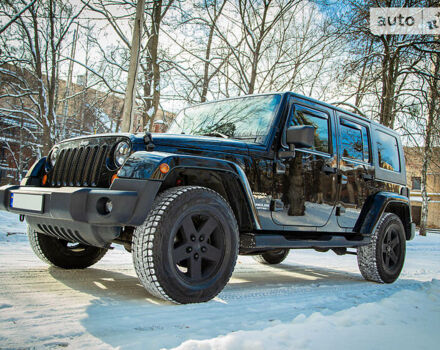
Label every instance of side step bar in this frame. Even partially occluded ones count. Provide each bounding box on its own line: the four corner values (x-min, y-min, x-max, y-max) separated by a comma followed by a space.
240, 233, 370, 253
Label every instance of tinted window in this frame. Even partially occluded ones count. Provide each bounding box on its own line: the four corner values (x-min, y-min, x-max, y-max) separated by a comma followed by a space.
167, 94, 282, 144
290, 108, 329, 153
340, 124, 363, 160
376, 130, 400, 172
340, 120, 371, 163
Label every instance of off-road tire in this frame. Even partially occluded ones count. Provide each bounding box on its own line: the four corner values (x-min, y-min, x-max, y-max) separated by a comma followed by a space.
253, 249, 290, 265
132, 186, 239, 304
28, 226, 108, 269
357, 213, 406, 283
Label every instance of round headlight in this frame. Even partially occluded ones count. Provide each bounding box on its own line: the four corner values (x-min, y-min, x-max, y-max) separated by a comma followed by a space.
114, 141, 131, 167
49, 146, 59, 167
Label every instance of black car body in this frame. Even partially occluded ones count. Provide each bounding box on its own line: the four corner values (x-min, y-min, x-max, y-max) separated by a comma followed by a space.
0, 92, 415, 303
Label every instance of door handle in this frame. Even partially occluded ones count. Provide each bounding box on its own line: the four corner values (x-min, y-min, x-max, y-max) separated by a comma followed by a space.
361, 173, 374, 181
322, 165, 337, 174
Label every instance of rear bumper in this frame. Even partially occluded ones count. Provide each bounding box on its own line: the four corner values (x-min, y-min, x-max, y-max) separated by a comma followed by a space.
0, 178, 161, 246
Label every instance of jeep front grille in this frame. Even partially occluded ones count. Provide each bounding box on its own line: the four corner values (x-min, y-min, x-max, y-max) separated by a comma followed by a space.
50, 145, 108, 187
47, 136, 127, 188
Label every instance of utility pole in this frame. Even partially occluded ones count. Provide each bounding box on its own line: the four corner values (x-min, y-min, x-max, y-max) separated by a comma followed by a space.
61, 22, 79, 137
121, 0, 145, 133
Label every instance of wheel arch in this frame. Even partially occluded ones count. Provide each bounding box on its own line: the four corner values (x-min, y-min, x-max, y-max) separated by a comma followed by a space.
118, 151, 261, 232
354, 192, 413, 240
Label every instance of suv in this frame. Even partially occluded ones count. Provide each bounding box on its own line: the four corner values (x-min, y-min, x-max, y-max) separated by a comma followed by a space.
0, 92, 415, 304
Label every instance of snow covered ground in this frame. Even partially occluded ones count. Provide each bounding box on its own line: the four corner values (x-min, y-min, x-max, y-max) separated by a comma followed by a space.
0, 211, 439, 350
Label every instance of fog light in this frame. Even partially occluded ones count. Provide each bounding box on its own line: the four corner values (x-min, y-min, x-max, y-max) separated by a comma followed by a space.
105, 200, 113, 214
97, 197, 112, 215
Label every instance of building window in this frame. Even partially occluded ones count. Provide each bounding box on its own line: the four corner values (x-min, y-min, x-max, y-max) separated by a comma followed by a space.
412, 177, 421, 190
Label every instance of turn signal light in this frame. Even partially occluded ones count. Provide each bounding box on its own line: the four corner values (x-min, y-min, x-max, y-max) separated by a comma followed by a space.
159, 163, 170, 174
42, 174, 48, 186
111, 174, 118, 184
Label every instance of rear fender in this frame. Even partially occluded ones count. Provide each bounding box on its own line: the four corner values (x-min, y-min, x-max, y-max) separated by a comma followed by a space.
354, 192, 413, 240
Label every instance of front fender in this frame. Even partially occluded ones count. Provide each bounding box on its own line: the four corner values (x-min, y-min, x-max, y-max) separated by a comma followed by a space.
355, 191, 412, 238
118, 151, 243, 180
21, 157, 47, 186
118, 151, 261, 230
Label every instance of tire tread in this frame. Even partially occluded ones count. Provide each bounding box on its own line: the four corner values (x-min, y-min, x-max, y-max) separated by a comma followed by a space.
357, 212, 405, 283
132, 186, 239, 304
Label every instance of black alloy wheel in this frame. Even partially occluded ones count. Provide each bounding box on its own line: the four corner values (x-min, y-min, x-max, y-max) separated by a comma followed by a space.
357, 213, 406, 283
132, 186, 239, 304
172, 213, 225, 284
253, 248, 290, 265
28, 227, 108, 269
380, 224, 403, 275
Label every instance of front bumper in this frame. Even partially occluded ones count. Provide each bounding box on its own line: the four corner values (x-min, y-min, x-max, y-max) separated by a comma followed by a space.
0, 178, 161, 246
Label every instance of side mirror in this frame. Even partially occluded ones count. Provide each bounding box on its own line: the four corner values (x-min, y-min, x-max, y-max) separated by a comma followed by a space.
286, 125, 315, 149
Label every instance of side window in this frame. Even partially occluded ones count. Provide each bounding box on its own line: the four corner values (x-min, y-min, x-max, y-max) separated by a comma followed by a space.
340, 119, 371, 163
340, 123, 363, 160
290, 106, 329, 153
376, 130, 400, 172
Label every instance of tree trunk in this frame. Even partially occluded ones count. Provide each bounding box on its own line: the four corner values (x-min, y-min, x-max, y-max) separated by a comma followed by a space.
247, 3, 268, 95
420, 45, 439, 236
355, 39, 373, 107
121, 0, 145, 133
379, 43, 399, 128
143, 0, 162, 131
200, 23, 215, 103
30, 6, 52, 155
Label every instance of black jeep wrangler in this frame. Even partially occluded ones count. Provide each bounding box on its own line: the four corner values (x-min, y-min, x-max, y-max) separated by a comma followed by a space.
0, 92, 415, 303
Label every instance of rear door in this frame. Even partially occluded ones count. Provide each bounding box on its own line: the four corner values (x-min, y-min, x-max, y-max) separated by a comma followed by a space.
336, 113, 375, 228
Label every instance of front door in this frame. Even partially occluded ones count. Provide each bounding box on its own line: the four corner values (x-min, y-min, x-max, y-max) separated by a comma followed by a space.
272, 101, 338, 227
336, 114, 375, 228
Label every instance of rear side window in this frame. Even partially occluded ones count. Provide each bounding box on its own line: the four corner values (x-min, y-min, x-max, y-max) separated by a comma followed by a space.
376, 130, 400, 172
340, 119, 370, 163
290, 107, 329, 153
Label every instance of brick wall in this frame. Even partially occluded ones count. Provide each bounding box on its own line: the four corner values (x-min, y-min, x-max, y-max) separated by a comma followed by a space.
405, 147, 440, 229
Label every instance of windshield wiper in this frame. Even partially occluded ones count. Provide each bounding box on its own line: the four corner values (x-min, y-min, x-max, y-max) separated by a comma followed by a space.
202, 131, 229, 139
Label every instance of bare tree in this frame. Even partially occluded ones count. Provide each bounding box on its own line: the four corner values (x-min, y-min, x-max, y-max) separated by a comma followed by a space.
212, 0, 299, 95
418, 43, 440, 236
324, 0, 431, 128
85, 0, 176, 131
0, 0, 87, 154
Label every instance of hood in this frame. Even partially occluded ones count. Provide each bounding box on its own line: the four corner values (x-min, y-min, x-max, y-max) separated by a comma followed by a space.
57, 132, 249, 156
149, 133, 249, 155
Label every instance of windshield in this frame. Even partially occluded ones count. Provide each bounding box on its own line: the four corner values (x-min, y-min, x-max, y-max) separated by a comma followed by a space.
167, 94, 282, 144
